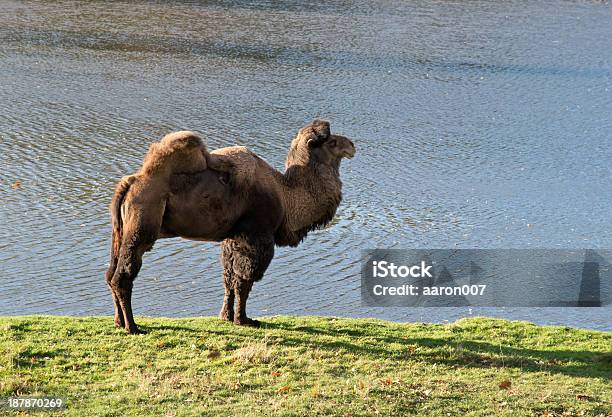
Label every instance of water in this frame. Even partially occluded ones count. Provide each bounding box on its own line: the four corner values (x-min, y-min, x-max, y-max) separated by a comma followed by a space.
1, 0, 610, 331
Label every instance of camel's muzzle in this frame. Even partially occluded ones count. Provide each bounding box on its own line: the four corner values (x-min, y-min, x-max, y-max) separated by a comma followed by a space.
344, 143, 356, 159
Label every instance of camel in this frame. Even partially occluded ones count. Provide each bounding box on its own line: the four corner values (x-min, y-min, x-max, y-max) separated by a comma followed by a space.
105, 120, 355, 334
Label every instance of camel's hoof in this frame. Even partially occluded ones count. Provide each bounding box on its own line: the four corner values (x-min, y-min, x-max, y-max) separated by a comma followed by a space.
126, 327, 146, 335
114, 315, 125, 328
234, 318, 260, 327
219, 310, 234, 322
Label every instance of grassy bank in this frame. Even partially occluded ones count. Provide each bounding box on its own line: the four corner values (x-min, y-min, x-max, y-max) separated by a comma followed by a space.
0, 316, 610, 416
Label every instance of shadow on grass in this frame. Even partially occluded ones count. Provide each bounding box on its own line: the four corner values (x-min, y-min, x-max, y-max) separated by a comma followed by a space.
108, 317, 610, 380
12, 347, 69, 369
5, 321, 35, 332
137, 324, 200, 334
250, 320, 611, 380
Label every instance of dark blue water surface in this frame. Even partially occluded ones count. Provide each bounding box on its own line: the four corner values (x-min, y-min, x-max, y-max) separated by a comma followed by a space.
1, 0, 610, 330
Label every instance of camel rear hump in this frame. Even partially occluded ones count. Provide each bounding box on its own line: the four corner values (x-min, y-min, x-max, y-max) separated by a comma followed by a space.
140, 131, 209, 177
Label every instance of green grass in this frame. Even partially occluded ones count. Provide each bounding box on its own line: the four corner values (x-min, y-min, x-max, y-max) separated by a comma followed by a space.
0, 316, 610, 416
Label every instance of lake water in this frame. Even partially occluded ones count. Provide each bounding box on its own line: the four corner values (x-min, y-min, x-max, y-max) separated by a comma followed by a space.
1, 0, 610, 331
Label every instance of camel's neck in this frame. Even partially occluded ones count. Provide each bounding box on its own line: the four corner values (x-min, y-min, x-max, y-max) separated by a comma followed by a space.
275, 163, 342, 247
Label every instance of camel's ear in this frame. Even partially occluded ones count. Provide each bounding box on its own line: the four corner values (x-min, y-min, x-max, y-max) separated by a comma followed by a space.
307, 120, 330, 148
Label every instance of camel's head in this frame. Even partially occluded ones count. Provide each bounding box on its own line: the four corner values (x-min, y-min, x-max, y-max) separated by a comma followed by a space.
286, 120, 356, 168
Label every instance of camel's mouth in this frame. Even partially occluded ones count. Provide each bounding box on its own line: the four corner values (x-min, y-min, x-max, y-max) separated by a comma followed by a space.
344, 146, 356, 159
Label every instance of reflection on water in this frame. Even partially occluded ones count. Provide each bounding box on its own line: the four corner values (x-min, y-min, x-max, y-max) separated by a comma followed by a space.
0, 0, 610, 330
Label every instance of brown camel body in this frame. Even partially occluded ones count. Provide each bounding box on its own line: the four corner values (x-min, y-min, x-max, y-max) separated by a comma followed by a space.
105, 121, 355, 334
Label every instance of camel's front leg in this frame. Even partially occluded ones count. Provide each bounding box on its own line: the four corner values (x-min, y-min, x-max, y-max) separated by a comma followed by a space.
219, 241, 235, 321
219, 234, 274, 327
219, 288, 235, 322
234, 279, 257, 326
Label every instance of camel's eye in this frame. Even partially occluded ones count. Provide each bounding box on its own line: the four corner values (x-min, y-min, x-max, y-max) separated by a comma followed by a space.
328, 139, 337, 147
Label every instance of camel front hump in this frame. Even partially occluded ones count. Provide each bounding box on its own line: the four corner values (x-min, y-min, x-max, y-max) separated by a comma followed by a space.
210, 146, 258, 189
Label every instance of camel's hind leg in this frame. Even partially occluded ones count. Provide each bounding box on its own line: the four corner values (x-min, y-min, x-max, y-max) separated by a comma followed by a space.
110, 229, 155, 334
105, 257, 124, 328
111, 291, 124, 328
220, 233, 274, 327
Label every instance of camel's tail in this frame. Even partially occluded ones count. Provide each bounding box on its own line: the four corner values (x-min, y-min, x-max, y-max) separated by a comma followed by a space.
110, 175, 136, 258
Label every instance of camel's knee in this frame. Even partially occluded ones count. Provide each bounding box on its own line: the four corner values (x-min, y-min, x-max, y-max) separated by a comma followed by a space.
105, 251, 119, 285
110, 247, 142, 290
110, 271, 134, 298
120, 234, 151, 268
105, 268, 114, 286
234, 278, 254, 295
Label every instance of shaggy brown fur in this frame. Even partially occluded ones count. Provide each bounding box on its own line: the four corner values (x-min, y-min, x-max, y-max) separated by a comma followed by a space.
106, 120, 355, 333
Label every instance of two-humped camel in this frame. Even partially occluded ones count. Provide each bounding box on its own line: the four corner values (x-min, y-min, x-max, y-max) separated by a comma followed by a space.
106, 120, 355, 333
